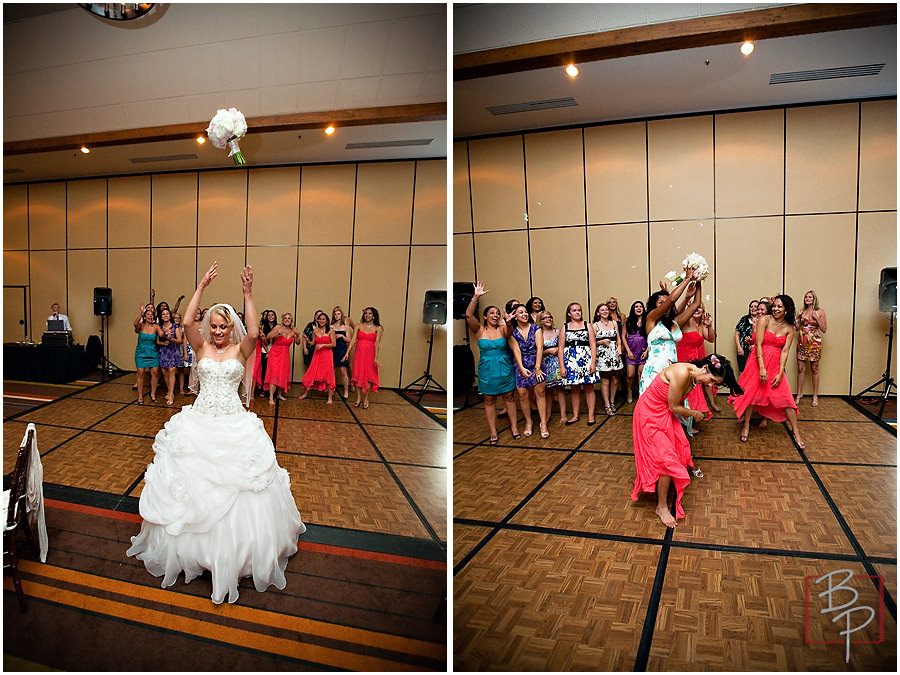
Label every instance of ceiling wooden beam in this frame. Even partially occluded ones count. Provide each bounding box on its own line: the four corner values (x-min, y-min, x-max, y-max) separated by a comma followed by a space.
454, 3, 897, 81
4, 103, 447, 156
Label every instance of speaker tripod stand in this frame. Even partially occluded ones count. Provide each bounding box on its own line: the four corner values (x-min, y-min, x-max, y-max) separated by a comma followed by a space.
98, 315, 123, 383
403, 323, 445, 404
856, 311, 896, 419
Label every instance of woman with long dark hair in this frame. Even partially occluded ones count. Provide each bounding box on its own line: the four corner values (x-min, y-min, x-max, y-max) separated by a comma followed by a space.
346, 307, 383, 409
733, 300, 759, 372
508, 304, 549, 438
623, 301, 648, 404
729, 295, 804, 448
253, 309, 277, 397
632, 353, 742, 528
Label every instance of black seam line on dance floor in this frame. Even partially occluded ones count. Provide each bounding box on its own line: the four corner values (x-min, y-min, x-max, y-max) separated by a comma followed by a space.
29, 404, 137, 462
3, 383, 99, 422
41, 484, 446, 561
273, 449, 446, 471
397, 390, 448, 427
453, 518, 896, 567
634, 523, 673, 672
789, 420, 898, 621
452, 450, 579, 576
350, 416, 442, 546
845, 394, 898, 435
9, 595, 349, 672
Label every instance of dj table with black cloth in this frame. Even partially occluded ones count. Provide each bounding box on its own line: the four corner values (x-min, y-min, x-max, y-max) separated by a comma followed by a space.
4, 343, 88, 384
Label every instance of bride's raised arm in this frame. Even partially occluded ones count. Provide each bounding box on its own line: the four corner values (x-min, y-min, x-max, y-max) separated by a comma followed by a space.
239, 265, 258, 360
184, 261, 217, 355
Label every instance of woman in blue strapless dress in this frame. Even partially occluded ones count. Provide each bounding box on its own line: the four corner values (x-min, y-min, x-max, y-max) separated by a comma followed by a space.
465, 282, 519, 444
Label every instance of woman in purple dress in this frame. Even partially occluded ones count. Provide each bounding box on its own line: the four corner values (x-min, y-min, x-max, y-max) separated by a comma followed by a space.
508, 305, 549, 439
623, 301, 648, 404
156, 308, 183, 406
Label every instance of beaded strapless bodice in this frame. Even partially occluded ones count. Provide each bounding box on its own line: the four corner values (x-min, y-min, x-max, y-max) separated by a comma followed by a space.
193, 359, 245, 416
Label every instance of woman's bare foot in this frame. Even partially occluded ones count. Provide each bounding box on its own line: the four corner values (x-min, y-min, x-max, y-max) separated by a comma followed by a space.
278, 394, 288, 401
655, 505, 677, 528
297, 392, 308, 400
269, 398, 275, 406
758, 419, 768, 429
811, 396, 819, 407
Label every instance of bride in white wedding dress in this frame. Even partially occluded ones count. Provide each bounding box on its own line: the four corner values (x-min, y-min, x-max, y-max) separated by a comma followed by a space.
127, 261, 306, 604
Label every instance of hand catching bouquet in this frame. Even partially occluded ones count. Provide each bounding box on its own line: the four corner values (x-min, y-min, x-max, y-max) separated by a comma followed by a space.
206, 108, 247, 165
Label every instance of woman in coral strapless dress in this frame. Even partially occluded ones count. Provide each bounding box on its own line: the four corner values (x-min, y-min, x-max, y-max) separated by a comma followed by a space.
729, 295, 804, 449
676, 303, 720, 420
298, 310, 337, 404
264, 313, 299, 406
345, 307, 383, 409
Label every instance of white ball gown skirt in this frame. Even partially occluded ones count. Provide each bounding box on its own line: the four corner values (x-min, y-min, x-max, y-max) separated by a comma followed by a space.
126, 358, 306, 604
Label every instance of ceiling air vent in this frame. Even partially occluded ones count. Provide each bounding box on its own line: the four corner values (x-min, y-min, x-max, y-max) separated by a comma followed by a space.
345, 139, 433, 149
769, 64, 884, 85
4, 168, 24, 174
130, 154, 198, 164
487, 97, 577, 115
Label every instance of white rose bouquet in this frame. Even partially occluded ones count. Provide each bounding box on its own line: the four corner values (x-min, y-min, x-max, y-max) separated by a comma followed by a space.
665, 252, 709, 286
206, 108, 247, 166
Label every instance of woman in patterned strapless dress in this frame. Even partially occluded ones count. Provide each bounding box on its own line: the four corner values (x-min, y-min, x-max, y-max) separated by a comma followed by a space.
795, 290, 827, 407
465, 282, 519, 444
729, 295, 804, 449
592, 303, 624, 416
127, 262, 305, 604
156, 307, 184, 406
539, 311, 567, 425
558, 302, 598, 425
508, 305, 549, 439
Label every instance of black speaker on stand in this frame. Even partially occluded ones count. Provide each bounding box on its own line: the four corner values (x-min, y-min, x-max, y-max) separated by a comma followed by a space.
93, 287, 122, 382
855, 267, 896, 418
403, 291, 447, 403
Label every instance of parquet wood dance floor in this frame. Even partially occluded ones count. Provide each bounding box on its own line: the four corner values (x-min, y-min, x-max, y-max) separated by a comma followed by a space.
453, 394, 896, 671
4, 375, 447, 671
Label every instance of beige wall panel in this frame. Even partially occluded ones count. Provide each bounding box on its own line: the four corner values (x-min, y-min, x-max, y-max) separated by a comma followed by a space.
859, 100, 897, 212
453, 232, 476, 346
453, 142, 472, 234
785, 103, 859, 215
714, 217, 784, 368
350, 246, 412, 389
648, 116, 714, 222
29, 251, 67, 340
296, 246, 352, 382
784, 214, 856, 394
524, 128, 586, 228
151, 173, 198, 248
150, 248, 197, 318
4, 250, 29, 286
852, 212, 897, 392
28, 182, 67, 251
248, 246, 301, 324
108, 176, 150, 248
412, 159, 447, 245
4, 185, 28, 250
67, 249, 108, 344
67, 179, 108, 249
197, 170, 248, 246
469, 135, 527, 232
299, 164, 356, 246
586, 222, 649, 318
247, 167, 300, 247
354, 162, 415, 245
715, 109, 784, 218
585, 122, 648, 225
404, 245, 447, 388
108, 248, 149, 371
529, 227, 589, 320
472, 230, 530, 314
193, 247, 250, 313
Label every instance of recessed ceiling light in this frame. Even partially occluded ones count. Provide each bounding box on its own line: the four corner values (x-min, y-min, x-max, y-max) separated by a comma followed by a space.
565, 64, 579, 77
196, 136, 206, 144
325, 125, 336, 135
741, 41, 754, 55
80, 146, 90, 154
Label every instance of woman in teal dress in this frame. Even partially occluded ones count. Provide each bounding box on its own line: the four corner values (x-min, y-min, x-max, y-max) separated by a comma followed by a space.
466, 281, 520, 444
134, 303, 166, 404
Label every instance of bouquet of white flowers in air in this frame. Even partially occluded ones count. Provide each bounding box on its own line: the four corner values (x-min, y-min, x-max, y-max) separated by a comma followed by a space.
206, 108, 248, 165
665, 252, 709, 286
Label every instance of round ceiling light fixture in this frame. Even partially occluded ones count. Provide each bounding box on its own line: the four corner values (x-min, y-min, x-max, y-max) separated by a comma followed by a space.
565, 64, 579, 77
79, 4, 155, 21
741, 41, 754, 55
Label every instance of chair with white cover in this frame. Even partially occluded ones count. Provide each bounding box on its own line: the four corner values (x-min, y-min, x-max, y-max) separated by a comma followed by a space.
3, 424, 47, 612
